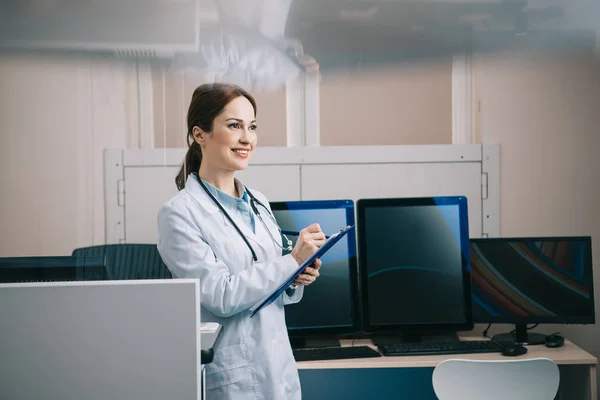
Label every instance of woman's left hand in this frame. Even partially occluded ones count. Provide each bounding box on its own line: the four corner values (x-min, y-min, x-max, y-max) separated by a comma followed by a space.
293, 258, 321, 286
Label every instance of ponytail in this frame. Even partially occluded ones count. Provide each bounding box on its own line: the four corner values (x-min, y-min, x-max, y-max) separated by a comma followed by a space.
175, 141, 202, 191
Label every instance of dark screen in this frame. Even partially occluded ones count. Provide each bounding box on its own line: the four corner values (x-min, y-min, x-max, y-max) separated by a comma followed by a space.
471, 238, 595, 323
0, 256, 109, 283
271, 201, 357, 332
362, 203, 469, 326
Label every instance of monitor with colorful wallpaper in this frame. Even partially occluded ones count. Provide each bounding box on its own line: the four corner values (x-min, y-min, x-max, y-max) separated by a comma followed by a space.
470, 236, 595, 344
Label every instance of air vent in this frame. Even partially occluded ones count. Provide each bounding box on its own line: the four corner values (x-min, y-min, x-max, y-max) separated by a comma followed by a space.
0, 0, 200, 58
114, 49, 158, 58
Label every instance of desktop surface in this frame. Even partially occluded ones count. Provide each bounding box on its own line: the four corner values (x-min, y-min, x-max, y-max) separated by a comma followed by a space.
295, 337, 598, 400
294, 337, 598, 369
270, 199, 360, 341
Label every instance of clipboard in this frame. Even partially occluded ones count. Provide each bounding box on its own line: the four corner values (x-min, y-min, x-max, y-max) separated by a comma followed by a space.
249, 225, 355, 318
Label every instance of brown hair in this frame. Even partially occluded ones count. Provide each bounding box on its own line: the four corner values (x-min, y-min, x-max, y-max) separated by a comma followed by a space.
175, 82, 257, 191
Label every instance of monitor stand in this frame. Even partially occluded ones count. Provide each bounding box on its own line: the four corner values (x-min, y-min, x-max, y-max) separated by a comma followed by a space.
289, 337, 341, 350
371, 330, 461, 346
492, 324, 546, 345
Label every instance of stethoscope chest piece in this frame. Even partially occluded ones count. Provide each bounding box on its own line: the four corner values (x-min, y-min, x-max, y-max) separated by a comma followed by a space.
283, 237, 292, 252
250, 195, 294, 253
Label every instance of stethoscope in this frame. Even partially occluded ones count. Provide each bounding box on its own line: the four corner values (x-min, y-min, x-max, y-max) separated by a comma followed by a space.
196, 177, 292, 262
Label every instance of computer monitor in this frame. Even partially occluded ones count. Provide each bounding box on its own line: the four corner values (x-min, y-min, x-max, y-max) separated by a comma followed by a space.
470, 236, 595, 345
356, 196, 473, 344
0, 256, 109, 283
269, 199, 360, 348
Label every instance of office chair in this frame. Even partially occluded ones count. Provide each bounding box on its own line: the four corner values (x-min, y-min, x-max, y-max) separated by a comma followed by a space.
431, 358, 560, 400
72, 244, 172, 280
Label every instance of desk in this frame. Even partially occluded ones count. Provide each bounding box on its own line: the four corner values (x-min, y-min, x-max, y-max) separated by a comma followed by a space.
296, 338, 597, 400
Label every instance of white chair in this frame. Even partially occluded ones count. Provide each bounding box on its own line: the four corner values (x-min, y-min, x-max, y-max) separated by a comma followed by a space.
432, 358, 560, 400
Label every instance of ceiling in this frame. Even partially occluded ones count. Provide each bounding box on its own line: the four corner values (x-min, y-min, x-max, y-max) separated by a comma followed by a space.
282, 0, 595, 69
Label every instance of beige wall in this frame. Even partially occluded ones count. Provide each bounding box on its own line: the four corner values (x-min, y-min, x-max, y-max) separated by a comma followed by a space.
0, 53, 138, 256
152, 68, 288, 148
152, 58, 453, 147
474, 48, 600, 389
320, 60, 453, 146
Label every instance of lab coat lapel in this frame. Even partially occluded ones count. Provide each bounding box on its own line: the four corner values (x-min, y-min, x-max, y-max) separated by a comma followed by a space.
234, 179, 279, 259
233, 203, 274, 259
186, 175, 275, 259
248, 203, 281, 259
184, 174, 221, 215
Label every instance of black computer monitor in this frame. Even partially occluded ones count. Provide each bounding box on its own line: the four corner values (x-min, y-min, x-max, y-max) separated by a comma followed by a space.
0, 255, 110, 283
356, 196, 473, 344
470, 236, 595, 345
269, 199, 360, 348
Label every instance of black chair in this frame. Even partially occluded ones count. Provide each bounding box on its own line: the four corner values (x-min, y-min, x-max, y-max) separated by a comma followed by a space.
71, 244, 172, 280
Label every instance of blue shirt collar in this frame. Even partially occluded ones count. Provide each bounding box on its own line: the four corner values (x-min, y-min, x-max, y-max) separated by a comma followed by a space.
192, 173, 249, 207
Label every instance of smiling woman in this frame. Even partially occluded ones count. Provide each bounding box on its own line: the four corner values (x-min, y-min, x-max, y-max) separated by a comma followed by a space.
175, 83, 258, 193
193, 96, 258, 197
158, 82, 327, 400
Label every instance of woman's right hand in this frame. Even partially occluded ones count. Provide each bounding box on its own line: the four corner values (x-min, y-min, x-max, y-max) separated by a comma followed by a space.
290, 223, 326, 266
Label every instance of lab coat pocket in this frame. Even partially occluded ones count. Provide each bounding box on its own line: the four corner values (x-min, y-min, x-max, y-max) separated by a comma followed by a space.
205, 343, 254, 392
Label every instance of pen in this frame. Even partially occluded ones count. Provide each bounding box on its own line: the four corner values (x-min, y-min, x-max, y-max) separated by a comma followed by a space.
281, 230, 330, 239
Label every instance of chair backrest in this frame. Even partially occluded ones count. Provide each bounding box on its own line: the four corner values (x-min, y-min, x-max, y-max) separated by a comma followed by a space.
432, 358, 560, 400
72, 244, 172, 280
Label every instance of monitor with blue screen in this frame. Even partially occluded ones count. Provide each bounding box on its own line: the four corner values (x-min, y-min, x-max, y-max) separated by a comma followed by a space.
269, 199, 359, 347
470, 236, 595, 344
356, 196, 473, 343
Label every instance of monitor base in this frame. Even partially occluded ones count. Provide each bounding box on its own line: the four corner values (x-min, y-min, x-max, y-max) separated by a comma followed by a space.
492, 324, 546, 345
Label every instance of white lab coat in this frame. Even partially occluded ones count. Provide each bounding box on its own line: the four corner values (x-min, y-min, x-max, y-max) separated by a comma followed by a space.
157, 175, 304, 400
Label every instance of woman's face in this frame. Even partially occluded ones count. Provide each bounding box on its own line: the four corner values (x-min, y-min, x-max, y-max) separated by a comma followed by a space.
194, 96, 257, 172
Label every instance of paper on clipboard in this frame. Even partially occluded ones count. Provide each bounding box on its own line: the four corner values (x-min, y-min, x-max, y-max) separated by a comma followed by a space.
249, 225, 355, 318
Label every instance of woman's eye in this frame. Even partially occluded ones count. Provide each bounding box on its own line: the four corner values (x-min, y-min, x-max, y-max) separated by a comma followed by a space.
229, 123, 240, 129
249, 125, 257, 131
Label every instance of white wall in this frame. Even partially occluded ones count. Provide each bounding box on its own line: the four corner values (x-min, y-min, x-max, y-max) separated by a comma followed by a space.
0, 53, 139, 256
475, 47, 600, 390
